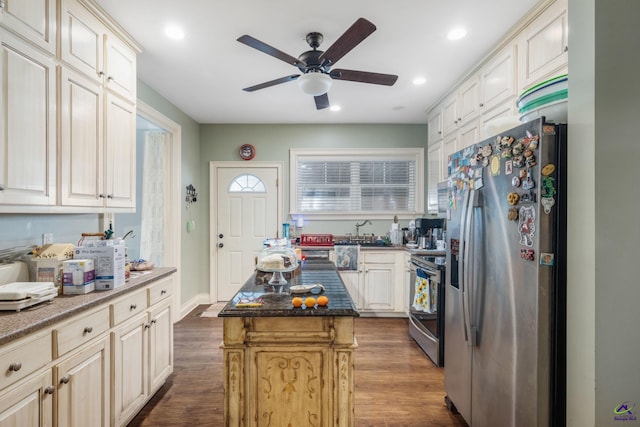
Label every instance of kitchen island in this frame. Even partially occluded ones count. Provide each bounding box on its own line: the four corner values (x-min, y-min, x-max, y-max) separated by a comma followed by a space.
219, 260, 359, 427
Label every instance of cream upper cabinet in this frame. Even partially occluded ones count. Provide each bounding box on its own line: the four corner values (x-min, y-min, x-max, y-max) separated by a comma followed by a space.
0, 30, 56, 207
60, 68, 104, 207
104, 33, 137, 101
458, 75, 481, 123
60, 70, 135, 208
427, 141, 444, 214
105, 93, 136, 208
479, 44, 517, 113
0, 0, 56, 53
60, 0, 137, 101
59, 0, 104, 82
517, 0, 568, 92
441, 94, 459, 136
480, 102, 518, 140
427, 108, 443, 142
458, 119, 481, 150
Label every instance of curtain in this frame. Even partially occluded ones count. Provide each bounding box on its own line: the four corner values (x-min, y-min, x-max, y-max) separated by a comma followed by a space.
140, 131, 168, 266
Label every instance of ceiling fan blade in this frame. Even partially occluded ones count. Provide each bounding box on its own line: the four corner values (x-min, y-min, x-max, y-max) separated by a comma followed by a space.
319, 18, 376, 66
314, 93, 330, 110
242, 75, 300, 92
237, 35, 304, 67
330, 69, 398, 86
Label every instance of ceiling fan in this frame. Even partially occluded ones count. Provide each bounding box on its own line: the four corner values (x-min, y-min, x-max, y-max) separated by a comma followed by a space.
237, 18, 398, 110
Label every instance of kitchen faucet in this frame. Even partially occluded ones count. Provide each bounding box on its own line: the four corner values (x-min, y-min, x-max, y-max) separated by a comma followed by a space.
355, 220, 372, 236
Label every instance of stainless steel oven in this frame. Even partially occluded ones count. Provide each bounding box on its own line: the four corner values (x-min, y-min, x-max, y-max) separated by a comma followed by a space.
408, 254, 445, 366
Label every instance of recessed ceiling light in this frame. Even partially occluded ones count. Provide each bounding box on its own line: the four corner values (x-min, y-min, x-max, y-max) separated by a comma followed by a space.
165, 25, 185, 40
412, 77, 427, 86
447, 28, 467, 41
330, 105, 341, 112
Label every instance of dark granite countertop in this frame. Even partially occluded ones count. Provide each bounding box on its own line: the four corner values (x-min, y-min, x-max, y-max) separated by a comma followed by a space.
218, 261, 359, 317
0, 267, 177, 346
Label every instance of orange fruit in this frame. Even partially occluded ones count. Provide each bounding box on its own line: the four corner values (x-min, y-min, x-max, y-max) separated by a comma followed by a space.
304, 297, 317, 308
292, 297, 303, 308
317, 295, 329, 306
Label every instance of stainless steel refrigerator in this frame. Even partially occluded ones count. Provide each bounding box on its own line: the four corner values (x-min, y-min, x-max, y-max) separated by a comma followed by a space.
444, 117, 566, 427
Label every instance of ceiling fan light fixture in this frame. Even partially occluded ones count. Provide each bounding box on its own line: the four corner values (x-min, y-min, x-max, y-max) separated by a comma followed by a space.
298, 72, 332, 96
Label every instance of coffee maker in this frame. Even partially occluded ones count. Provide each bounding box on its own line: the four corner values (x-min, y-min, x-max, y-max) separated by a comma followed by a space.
414, 218, 445, 249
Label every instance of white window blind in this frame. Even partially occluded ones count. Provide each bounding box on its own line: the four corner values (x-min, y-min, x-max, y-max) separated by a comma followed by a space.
291, 148, 423, 217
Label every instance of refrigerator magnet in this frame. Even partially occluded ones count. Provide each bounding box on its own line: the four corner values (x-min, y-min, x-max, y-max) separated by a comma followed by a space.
490, 156, 500, 176
540, 253, 555, 266
505, 160, 513, 175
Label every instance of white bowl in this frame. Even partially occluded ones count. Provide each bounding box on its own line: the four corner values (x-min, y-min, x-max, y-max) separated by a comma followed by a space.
519, 99, 567, 123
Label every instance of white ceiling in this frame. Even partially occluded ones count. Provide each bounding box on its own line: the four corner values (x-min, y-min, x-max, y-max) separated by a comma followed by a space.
94, 0, 540, 124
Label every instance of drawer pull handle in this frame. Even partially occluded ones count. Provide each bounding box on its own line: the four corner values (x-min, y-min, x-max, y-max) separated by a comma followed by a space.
161, 290, 167, 295
83, 326, 93, 334
60, 376, 70, 384
44, 386, 55, 395
130, 304, 137, 310
8, 362, 22, 372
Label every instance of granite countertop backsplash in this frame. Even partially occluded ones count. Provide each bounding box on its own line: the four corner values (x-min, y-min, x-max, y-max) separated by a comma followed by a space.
0, 267, 177, 346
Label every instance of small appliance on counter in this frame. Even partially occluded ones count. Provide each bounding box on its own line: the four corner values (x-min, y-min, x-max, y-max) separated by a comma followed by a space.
0, 261, 57, 311
414, 218, 446, 249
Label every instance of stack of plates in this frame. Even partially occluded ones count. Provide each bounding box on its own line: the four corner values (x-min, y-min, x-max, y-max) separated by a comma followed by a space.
517, 74, 567, 123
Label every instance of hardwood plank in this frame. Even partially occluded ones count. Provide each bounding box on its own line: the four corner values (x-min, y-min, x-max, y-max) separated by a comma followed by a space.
128, 306, 467, 427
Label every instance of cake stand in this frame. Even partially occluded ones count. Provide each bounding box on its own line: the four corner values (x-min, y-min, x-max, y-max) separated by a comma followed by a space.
259, 263, 299, 294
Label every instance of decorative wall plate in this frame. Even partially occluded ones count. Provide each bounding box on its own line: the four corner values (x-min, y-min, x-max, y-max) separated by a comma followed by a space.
239, 144, 256, 160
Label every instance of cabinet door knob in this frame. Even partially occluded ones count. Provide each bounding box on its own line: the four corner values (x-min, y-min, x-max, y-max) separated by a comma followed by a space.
160, 289, 167, 295
60, 376, 70, 384
98, 71, 105, 77
479, 103, 484, 107
44, 386, 55, 395
145, 324, 150, 329
218, 234, 224, 238
8, 362, 22, 372
218, 243, 224, 248
130, 304, 137, 310
99, 194, 106, 198
151, 319, 157, 325
107, 194, 113, 199
83, 326, 93, 334
107, 76, 114, 82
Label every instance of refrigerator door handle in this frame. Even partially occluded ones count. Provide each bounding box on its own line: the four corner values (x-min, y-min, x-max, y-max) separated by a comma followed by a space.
468, 189, 482, 347
463, 189, 476, 346
459, 189, 472, 343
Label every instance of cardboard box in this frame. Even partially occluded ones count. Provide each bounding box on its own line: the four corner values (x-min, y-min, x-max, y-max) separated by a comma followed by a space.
75, 244, 125, 290
29, 243, 75, 285
62, 259, 95, 286
63, 281, 96, 295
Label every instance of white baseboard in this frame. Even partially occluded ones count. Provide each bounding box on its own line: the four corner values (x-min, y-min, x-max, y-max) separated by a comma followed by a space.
177, 292, 211, 321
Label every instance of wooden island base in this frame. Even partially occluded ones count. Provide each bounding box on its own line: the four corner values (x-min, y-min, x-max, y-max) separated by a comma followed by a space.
222, 316, 357, 427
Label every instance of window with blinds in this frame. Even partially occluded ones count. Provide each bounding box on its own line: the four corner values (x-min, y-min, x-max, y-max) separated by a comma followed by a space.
290, 148, 424, 217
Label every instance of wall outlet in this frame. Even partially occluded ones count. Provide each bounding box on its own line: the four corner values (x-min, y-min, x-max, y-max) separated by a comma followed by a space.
42, 233, 54, 245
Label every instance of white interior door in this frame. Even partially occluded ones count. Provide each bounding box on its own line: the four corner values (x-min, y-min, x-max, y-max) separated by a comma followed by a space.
214, 165, 280, 301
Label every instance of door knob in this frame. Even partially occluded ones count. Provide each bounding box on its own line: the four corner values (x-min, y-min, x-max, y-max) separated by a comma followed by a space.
218, 234, 224, 238
218, 243, 224, 248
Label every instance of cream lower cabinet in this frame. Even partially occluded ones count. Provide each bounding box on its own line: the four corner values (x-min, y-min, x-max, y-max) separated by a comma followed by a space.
112, 282, 174, 427
55, 337, 110, 427
0, 370, 53, 427
340, 250, 405, 316
0, 273, 175, 427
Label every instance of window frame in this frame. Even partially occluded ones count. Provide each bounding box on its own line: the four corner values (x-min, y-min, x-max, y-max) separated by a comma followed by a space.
290, 147, 424, 220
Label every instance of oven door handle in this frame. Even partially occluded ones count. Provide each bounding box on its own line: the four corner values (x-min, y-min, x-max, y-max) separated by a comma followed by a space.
408, 314, 438, 343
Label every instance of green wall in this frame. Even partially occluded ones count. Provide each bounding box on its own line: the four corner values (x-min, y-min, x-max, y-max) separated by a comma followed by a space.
199, 123, 428, 236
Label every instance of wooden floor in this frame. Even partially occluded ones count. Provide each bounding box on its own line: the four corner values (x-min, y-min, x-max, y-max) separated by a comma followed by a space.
128, 306, 468, 427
